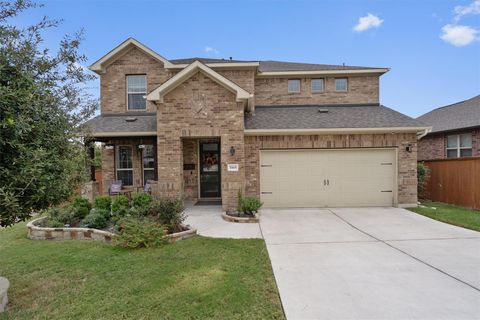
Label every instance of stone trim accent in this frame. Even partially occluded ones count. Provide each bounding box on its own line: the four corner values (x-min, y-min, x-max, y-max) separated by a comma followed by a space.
221, 212, 259, 223
27, 218, 114, 243
0, 277, 9, 313
27, 218, 197, 243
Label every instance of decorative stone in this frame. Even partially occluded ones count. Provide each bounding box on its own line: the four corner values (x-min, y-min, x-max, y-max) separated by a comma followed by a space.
221, 211, 259, 223
0, 277, 10, 313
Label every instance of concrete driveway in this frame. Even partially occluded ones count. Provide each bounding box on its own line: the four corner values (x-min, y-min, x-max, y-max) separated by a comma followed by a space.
260, 207, 480, 320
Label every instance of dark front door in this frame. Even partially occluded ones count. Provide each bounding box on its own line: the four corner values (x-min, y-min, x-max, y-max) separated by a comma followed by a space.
200, 142, 221, 198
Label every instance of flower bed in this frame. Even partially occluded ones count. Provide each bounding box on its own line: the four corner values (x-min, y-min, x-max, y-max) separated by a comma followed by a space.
27, 217, 196, 243
222, 212, 259, 223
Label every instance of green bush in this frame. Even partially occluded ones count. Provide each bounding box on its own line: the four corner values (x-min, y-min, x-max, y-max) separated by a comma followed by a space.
71, 197, 92, 211
148, 198, 185, 232
72, 206, 89, 219
417, 162, 430, 200
114, 217, 166, 249
91, 208, 110, 219
111, 195, 130, 214
94, 196, 111, 211
131, 192, 152, 209
43, 207, 76, 227
82, 213, 107, 229
241, 197, 263, 216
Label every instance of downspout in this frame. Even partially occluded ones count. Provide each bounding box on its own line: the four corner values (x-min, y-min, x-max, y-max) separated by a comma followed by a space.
417, 127, 432, 140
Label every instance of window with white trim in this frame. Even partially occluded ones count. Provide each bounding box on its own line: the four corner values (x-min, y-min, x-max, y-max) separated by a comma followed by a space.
142, 145, 155, 183
127, 75, 147, 110
311, 79, 324, 92
446, 134, 472, 158
116, 146, 133, 185
288, 79, 301, 93
335, 78, 348, 92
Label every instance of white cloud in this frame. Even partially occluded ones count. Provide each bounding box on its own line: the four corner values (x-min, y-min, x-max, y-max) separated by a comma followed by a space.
353, 13, 384, 32
453, 0, 480, 21
204, 46, 219, 55
440, 24, 479, 46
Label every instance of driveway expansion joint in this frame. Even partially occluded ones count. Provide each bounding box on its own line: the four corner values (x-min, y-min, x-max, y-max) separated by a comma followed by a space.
328, 209, 480, 292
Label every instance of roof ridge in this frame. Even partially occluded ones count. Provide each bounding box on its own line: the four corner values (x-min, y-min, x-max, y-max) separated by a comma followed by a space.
431, 94, 480, 111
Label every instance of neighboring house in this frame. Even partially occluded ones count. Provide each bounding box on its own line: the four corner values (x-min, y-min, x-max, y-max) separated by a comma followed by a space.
417, 95, 480, 161
85, 38, 429, 210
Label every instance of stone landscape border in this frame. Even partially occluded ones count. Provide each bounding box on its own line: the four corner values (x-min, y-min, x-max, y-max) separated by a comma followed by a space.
0, 277, 9, 313
221, 212, 259, 223
27, 217, 197, 243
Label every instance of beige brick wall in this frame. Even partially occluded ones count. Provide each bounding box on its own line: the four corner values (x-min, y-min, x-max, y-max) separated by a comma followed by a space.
244, 133, 418, 206
157, 72, 246, 211
100, 47, 175, 114
182, 139, 199, 200
254, 76, 379, 106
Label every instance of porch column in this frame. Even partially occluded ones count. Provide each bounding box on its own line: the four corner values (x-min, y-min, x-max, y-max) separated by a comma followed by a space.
157, 134, 183, 198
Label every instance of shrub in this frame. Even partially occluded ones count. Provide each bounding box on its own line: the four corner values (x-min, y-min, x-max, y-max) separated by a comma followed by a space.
241, 197, 263, 216
114, 217, 166, 249
95, 196, 112, 211
417, 162, 430, 200
148, 198, 185, 232
131, 192, 152, 209
91, 208, 110, 219
43, 207, 76, 227
111, 195, 130, 214
72, 206, 89, 219
237, 189, 243, 213
82, 213, 107, 229
71, 197, 92, 211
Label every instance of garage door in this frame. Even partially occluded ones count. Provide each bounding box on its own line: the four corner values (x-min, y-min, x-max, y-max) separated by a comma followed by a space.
260, 149, 396, 207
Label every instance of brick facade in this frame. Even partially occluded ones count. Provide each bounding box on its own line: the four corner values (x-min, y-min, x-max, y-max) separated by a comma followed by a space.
254, 76, 379, 106
244, 133, 418, 206
418, 129, 480, 161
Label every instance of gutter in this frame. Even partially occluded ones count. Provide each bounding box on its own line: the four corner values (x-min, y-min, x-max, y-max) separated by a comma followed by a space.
244, 127, 432, 136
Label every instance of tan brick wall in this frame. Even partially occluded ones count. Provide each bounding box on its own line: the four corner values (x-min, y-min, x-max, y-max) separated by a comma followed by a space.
157, 72, 246, 211
254, 76, 379, 106
418, 129, 480, 160
244, 133, 418, 206
100, 47, 175, 114
182, 139, 199, 200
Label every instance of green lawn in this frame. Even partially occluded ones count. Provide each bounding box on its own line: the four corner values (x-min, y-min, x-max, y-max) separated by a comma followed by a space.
0, 222, 284, 320
409, 202, 480, 232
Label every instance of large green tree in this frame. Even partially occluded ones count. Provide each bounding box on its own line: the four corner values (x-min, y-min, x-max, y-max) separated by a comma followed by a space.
0, 0, 98, 226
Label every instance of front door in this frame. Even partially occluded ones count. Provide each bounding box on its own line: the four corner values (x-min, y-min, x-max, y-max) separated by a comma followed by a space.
200, 142, 221, 198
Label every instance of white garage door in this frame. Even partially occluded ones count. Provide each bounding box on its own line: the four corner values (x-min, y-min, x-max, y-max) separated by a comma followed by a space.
260, 149, 396, 207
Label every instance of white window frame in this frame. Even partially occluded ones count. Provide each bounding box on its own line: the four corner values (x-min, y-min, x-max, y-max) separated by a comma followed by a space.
446, 134, 472, 158
142, 145, 155, 184
127, 75, 147, 110
287, 79, 301, 93
334, 78, 348, 92
311, 78, 324, 92
116, 145, 134, 186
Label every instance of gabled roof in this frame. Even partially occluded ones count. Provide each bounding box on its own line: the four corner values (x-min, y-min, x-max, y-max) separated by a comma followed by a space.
89, 38, 176, 73
146, 61, 252, 104
417, 95, 480, 133
245, 104, 429, 135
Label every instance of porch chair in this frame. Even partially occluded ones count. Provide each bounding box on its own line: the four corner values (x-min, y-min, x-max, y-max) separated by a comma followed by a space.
138, 180, 155, 194
108, 180, 123, 196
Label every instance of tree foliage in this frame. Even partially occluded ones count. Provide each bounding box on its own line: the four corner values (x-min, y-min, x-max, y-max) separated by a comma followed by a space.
0, 0, 98, 226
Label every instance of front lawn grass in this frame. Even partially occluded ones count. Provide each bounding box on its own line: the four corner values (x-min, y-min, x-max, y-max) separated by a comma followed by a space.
0, 222, 284, 320
409, 201, 480, 232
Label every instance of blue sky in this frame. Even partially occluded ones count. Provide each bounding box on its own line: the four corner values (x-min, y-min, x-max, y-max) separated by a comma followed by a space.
12, 0, 480, 117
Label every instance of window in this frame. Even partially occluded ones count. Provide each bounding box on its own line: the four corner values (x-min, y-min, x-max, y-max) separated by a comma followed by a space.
311, 79, 324, 92
335, 78, 348, 92
127, 75, 146, 110
288, 79, 301, 93
446, 134, 472, 158
116, 146, 133, 185
142, 145, 155, 183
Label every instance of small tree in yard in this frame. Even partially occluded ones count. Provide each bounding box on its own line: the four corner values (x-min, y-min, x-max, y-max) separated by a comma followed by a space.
417, 162, 430, 201
0, 0, 98, 226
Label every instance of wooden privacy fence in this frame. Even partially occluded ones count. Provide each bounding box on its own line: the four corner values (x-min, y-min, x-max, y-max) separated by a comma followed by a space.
422, 157, 480, 209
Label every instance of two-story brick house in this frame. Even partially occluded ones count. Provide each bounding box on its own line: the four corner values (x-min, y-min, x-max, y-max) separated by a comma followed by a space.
86, 38, 429, 210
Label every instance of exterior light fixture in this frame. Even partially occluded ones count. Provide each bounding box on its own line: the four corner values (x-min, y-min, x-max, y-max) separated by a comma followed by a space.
230, 146, 235, 156
105, 144, 114, 150
406, 144, 413, 153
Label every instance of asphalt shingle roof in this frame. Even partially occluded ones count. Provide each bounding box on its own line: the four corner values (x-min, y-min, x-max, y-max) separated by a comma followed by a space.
416, 95, 480, 133
84, 113, 157, 135
170, 58, 382, 72
245, 105, 426, 130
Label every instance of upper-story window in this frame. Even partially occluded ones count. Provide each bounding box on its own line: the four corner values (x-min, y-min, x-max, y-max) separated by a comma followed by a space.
311, 79, 324, 92
127, 75, 147, 110
446, 134, 472, 158
335, 78, 348, 92
288, 79, 301, 93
